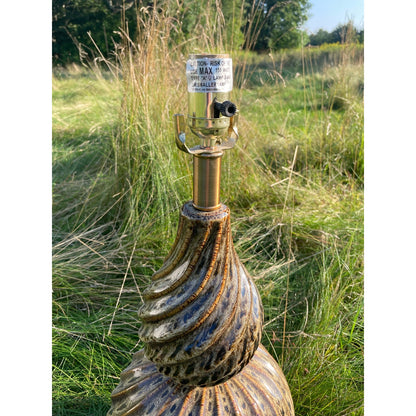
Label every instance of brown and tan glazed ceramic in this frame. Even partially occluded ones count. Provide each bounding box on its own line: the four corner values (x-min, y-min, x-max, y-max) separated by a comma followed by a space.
108, 345, 294, 416
107, 202, 295, 415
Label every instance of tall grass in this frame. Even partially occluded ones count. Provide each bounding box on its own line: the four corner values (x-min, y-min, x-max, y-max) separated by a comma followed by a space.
53, 2, 363, 415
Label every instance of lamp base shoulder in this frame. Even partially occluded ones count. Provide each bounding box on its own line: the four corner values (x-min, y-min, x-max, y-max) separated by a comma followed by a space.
108, 344, 294, 416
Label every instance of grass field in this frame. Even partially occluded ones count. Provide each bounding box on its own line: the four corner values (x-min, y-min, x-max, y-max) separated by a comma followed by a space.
52, 35, 364, 415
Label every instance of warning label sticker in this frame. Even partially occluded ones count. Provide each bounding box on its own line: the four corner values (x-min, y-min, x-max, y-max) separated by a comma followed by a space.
186, 58, 233, 93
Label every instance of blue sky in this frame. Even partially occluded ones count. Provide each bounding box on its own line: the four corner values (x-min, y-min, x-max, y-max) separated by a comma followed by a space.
304, 0, 364, 33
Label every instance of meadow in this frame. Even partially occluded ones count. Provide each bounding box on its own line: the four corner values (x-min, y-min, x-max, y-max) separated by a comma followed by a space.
52, 20, 364, 415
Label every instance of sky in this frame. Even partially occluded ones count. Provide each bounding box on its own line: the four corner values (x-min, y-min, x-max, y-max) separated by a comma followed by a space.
304, 0, 364, 33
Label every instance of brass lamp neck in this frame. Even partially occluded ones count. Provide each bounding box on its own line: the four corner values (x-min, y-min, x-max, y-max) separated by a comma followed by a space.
174, 53, 239, 212
192, 152, 223, 211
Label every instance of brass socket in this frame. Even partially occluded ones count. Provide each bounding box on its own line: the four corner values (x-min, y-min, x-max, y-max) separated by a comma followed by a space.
187, 54, 232, 139
175, 53, 237, 212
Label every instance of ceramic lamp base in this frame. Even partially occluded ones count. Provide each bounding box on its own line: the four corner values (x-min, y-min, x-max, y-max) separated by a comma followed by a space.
108, 344, 294, 416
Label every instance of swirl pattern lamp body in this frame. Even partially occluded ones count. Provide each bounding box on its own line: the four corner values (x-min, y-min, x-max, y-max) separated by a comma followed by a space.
138, 203, 262, 387
107, 54, 295, 416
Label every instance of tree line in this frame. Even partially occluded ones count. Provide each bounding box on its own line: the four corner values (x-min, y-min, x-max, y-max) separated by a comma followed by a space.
308, 23, 364, 46
52, 0, 362, 66
53, 0, 312, 64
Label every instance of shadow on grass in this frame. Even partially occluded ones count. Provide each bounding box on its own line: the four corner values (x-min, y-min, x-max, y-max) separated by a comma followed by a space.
53, 395, 111, 416
52, 128, 116, 183
52, 126, 121, 237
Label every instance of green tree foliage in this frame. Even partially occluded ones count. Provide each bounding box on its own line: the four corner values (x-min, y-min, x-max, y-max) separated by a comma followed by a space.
52, 0, 137, 65
243, 0, 310, 51
52, 0, 311, 64
222, 0, 246, 50
309, 22, 364, 46
308, 28, 331, 46
169, 0, 246, 50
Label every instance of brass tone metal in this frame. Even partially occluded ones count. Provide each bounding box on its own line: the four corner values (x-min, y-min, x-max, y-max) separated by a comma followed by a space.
186, 53, 235, 144
174, 53, 239, 212
193, 153, 222, 211
173, 110, 238, 211
187, 53, 231, 130
174, 113, 238, 155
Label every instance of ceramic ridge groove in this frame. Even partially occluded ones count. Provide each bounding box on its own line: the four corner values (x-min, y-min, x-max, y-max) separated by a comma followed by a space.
107, 345, 295, 416
108, 202, 295, 415
137, 202, 263, 386
141, 221, 222, 309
